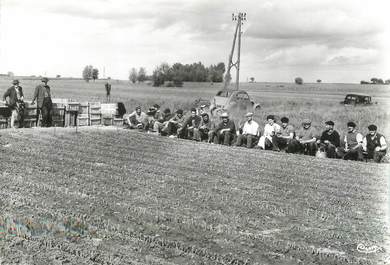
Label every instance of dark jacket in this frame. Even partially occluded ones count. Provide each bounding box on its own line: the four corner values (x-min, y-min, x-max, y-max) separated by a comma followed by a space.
183, 115, 202, 129
32, 84, 51, 108
3, 86, 24, 108
216, 119, 236, 134
320, 130, 341, 147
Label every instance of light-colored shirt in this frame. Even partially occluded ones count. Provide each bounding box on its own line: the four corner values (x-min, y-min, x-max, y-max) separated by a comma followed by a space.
242, 120, 259, 136
129, 111, 147, 123
263, 123, 281, 137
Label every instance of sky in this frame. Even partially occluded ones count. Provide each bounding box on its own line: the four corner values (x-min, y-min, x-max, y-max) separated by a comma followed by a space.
0, 0, 389, 83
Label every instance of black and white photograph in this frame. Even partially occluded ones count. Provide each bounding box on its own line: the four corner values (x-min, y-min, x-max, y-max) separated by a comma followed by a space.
0, 0, 389, 264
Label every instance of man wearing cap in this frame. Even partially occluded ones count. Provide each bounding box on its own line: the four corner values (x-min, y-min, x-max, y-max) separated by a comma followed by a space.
198, 113, 215, 142
153, 108, 173, 135
182, 108, 202, 140
257, 115, 281, 150
127, 106, 147, 130
3, 80, 25, 128
236, 112, 259, 148
31, 77, 52, 127
163, 109, 186, 137
362, 124, 387, 163
289, 119, 317, 155
336, 122, 364, 161
215, 112, 236, 145
318, 121, 340, 158
145, 104, 161, 132
272, 116, 295, 152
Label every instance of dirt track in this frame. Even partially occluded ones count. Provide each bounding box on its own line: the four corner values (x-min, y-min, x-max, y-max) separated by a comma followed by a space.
0, 127, 389, 264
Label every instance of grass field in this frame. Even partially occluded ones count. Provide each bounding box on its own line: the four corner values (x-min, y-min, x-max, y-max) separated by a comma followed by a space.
0, 127, 389, 264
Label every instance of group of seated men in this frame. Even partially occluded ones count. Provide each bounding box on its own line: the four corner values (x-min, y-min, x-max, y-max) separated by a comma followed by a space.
125, 105, 388, 163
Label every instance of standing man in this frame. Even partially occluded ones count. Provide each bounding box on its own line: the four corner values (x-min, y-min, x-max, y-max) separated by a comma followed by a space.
182, 108, 202, 140
362, 124, 387, 163
318, 121, 340, 158
214, 112, 236, 145
289, 119, 318, 156
31, 77, 52, 127
105, 78, 111, 102
3, 80, 25, 128
236, 112, 259, 148
272, 116, 295, 152
257, 115, 281, 150
336, 121, 364, 161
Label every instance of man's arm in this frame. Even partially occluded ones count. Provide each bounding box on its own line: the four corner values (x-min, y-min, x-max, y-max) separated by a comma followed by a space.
377, 136, 387, 151
31, 86, 39, 103
362, 136, 367, 151
334, 132, 341, 147
3, 88, 10, 101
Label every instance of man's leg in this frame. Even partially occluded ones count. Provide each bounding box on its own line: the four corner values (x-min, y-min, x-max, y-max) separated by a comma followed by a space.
287, 139, 300, 154
236, 134, 245, 146
326, 143, 337, 158
306, 142, 318, 156
41, 104, 48, 127
10, 109, 17, 128
373, 150, 386, 163
258, 136, 266, 149
247, 135, 256, 148
264, 137, 273, 150
208, 130, 215, 143
223, 131, 232, 146
193, 128, 200, 141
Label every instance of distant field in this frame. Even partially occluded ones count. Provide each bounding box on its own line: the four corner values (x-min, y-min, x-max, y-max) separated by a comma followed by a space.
0, 127, 389, 264
1, 78, 389, 139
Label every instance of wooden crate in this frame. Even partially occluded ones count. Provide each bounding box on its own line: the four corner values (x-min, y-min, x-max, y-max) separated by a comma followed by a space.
90, 118, 101, 126
103, 116, 113, 126
79, 102, 89, 115
89, 102, 101, 114
52, 120, 65, 127
65, 112, 77, 127
113, 118, 124, 126
23, 118, 36, 128
66, 102, 80, 112
77, 114, 89, 126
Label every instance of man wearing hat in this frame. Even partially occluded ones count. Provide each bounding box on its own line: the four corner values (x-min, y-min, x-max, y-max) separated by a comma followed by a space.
272, 116, 295, 152
105, 78, 111, 103
336, 122, 364, 161
127, 106, 147, 130
163, 109, 186, 137
152, 108, 172, 135
3, 79, 25, 128
31, 77, 53, 127
289, 119, 317, 155
214, 112, 236, 145
145, 104, 161, 132
257, 115, 281, 150
236, 112, 260, 148
362, 124, 387, 163
182, 108, 202, 140
198, 113, 215, 142
318, 120, 340, 158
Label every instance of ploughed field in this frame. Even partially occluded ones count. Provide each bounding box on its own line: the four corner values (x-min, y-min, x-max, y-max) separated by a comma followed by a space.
0, 127, 389, 264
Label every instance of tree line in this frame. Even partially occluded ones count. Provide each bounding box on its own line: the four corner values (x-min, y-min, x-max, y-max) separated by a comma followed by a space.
360, 78, 390, 85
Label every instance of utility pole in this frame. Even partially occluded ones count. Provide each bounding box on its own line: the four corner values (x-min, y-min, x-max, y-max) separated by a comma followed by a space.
224, 12, 246, 91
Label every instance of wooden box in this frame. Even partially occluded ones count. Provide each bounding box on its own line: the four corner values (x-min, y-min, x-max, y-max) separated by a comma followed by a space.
103, 116, 113, 126
66, 102, 80, 112
77, 114, 89, 126
113, 118, 124, 126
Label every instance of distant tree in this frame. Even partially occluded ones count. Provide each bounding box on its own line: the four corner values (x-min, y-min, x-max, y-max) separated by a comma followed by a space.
360, 80, 370, 84
82, 65, 93, 82
129, 68, 138, 83
152, 63, 171, 87
137, 67, 147, 82
370, 78, 378, 84
316, 79, 322, 83
377, 78, 384, 84
56, 75, 61, 78
249, 77, 255, 83
92, 68, 99, 81
385, 79, 390, 84
294, 77, 303, 85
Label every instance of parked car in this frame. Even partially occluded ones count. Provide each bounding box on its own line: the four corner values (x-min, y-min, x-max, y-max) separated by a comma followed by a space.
341, 94, 374, 105
209, 89, 261, 116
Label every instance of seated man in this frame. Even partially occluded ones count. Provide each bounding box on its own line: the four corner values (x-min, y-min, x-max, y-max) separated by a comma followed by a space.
214, 112, 236, 145
362, 124, 387, 163
336, 121, 364, 161
198, 113, 215, 142
153, 108, 173, 135
162, 109, 185, 137
145, 104, 161, 132
257, 115, 281, 150
272, 116, 294, 152
318, 120, 340, 158
236, 112, 259, 148
289, 119, 317, 156
182, 108, 202, 140
127, 106, 147, 130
